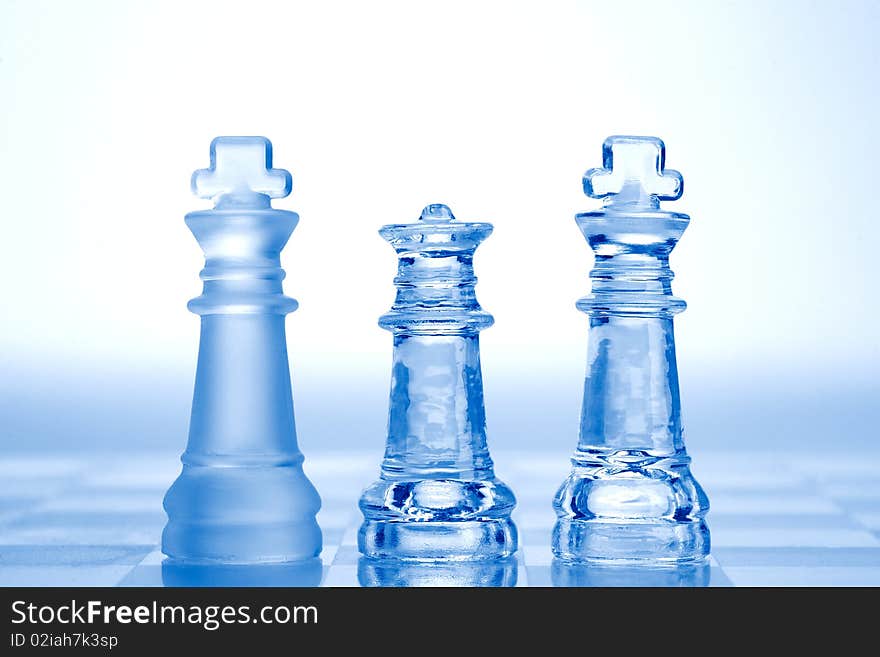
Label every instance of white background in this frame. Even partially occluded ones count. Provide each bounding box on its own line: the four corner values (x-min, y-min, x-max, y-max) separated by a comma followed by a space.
1, 0, 877, 452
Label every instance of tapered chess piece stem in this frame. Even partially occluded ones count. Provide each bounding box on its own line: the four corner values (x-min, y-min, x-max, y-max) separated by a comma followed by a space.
162, 137, 321, 564
359, 204, 517, 561
552, 136, 710, 564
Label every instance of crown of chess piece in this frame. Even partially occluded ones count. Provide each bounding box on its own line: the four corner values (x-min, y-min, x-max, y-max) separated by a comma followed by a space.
358, 203, 518, 561
162, 136, 322, 564
552, 136, 710, 564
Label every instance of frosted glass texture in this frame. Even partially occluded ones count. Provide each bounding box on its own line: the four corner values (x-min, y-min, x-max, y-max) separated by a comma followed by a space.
162, 137, 322, 564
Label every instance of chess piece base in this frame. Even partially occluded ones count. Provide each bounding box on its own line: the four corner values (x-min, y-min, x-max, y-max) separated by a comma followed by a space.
550, 558, 710, 586
552, 518, 709, 564
162, 463, 322, 564
358, 556, 518, 586
358, 478, 517, 561
552, 455, 709, 563
359, 519, 517, 561
162, 558, 323, 586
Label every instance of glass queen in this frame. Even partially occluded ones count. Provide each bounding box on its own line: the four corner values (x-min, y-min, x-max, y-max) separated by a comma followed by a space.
359, 203, 518, 561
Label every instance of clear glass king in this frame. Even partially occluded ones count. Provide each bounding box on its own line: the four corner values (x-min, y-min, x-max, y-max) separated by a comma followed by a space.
553, 136, 710, 563
162, 137, 322, 564
359, 203, 517, 561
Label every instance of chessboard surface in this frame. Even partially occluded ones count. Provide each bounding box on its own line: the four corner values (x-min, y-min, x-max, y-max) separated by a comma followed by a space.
2, 449, 880, 587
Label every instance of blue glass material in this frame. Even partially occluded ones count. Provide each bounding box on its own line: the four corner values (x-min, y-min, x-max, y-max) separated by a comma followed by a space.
358, 204, 518, 561
551, 559, 710, 587
358, 557, 518, 587
553, 136, 710, 564
162, 137, 322, 564
162, 559, 323, 587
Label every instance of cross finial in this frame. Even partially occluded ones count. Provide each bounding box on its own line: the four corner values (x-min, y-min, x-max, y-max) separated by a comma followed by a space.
192, 136, 292, 208
583, 136, 683, 208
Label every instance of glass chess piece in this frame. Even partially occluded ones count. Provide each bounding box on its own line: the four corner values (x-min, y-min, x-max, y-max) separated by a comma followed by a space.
552, 136, 710, 564
162, 137, 322, 564
358, 203, 518, 561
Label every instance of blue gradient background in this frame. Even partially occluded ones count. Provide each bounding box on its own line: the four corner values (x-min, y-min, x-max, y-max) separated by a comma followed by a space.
1, 0, 877, 459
